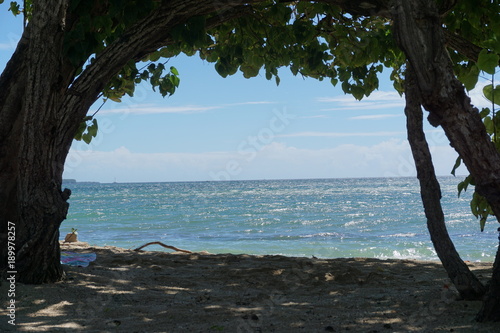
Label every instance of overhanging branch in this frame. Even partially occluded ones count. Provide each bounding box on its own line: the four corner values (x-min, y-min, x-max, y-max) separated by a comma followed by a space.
59, 1, 264, 140
443, 29, 483, 63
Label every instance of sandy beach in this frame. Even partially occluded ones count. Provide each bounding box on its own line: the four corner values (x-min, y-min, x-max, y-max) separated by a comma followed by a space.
1, 241, 498, 332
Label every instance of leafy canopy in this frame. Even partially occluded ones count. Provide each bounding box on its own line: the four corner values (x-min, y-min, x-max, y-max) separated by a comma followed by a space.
4, 0, 500, 228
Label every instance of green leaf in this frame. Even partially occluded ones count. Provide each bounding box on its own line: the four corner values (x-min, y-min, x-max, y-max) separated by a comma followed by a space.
479, 107, 491, 118
477, 49, 499, 75
169, 74, 180, 88
483, 84, 500, 106
240, 65, 260, 78
170, 66, 179, 76
470, 193, 479, 217
87, 119, 98, 137
149, 52, 161, 62
108, 95, 122, 103
479, 217, 487, 232
265, 70, 272, 81
351, 86, 365, 100
483, 116, 494, 135
82, 133, 92, 144
451, 156, 462, 177
469, 191, 493, 231
457, 181, 467, 197
8, 1, 21, 15
458, 64, 480, 91
141, 70, 149, 80
215, 61, 228, 78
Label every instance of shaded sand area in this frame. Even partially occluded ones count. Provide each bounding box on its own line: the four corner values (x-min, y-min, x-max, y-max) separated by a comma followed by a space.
1, 242, 498, 332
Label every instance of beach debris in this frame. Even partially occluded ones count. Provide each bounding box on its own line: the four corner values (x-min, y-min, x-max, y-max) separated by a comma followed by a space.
133, 241, 193, 254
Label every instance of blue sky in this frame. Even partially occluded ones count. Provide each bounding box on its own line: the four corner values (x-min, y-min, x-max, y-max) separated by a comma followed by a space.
2, 8, 491, 183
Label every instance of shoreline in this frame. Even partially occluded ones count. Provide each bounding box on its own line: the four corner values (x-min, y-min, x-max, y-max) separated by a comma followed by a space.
57, 239, 499, 264
1, 242, 497, 332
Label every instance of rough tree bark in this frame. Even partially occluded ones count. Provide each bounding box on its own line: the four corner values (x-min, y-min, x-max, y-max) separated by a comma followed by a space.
404, 64, 486, 300
0, 0, 74, 284
392, 0, 500, 321
0, 0, 263, 284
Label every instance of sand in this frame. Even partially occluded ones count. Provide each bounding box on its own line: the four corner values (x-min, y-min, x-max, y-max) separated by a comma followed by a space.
1, 241, 498, 332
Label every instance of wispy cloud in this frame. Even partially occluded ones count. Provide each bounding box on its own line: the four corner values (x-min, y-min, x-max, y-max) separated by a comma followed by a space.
0, 43, 15, 50
317, 91, 405, 111
64, 140, 465, 182
349, 114, 402, 120
99, 101, 274, 115
100, 104, 220, 115
227, 101, 275, 106
299, 115, 330, 119
278, 131, 406, 138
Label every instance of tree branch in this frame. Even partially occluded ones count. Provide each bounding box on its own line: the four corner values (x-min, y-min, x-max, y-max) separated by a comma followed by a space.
59, 1, 262, 142
405, 62, 486, 300
316, 0, 391, 17
443, 29, 483, 63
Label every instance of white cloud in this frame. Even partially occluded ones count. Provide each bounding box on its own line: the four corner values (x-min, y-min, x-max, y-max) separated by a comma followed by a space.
317, 83, 494, 113
468, 80, 495, 110
99, 101, 274, 116
0, 43, 14, 50
349, 114, 402, 120
64, 140, 466, 183
299, 115, 330, 119
317, 91, 405, 111
100, 104, 219, 115
277, 131, 406, 138
227, 101, 275, 106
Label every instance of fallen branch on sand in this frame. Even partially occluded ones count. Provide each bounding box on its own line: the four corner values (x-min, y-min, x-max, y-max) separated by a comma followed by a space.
133, 241, 193, 254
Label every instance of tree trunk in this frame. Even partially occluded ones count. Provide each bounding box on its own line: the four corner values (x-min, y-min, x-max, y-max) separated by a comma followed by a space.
404, 64, 486, 300
392, 0, 500, 321
476, 244, 500, 321
0, 0, 74, 283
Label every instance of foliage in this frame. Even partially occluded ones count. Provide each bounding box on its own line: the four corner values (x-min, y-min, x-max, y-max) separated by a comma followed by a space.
74, 116, 98, 144
191, 2, 403, 99
442, 0, 500, 231
444, 0, 500, 90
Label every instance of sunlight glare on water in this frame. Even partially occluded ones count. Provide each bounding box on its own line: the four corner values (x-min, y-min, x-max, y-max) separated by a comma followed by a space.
62, 177, 498, 261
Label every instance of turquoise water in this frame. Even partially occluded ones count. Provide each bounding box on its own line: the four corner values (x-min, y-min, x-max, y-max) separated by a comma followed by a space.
61, 177, 499, 262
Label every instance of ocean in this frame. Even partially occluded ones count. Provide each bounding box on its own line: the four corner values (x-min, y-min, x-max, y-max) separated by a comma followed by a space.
61, 177, 499, 262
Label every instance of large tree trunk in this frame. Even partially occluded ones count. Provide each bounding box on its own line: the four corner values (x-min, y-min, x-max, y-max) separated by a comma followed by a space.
404, 64, 486, 300
0, 0, 75, 283
392, 0, 500, 321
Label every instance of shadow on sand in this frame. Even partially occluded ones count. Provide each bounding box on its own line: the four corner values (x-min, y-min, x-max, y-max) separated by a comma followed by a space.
0, 243, 496, 332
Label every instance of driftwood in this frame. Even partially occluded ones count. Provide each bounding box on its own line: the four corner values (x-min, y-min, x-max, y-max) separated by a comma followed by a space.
133, 241, 193, 254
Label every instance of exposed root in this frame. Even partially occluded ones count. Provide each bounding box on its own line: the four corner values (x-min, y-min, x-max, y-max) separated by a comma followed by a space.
133, 241, 193, 254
